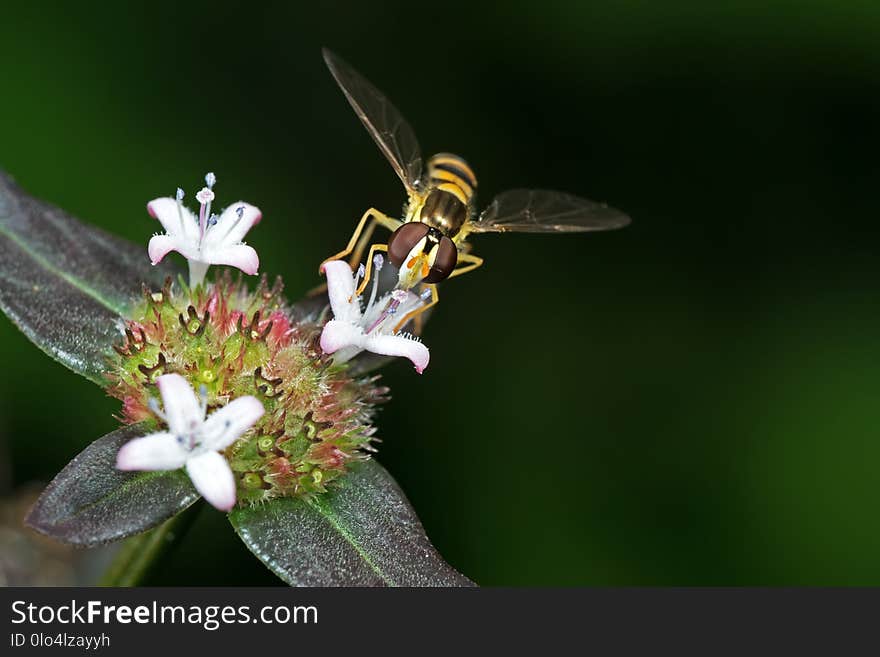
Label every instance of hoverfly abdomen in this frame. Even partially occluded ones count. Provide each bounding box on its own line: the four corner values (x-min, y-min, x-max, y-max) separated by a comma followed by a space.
428, 153, 478, 193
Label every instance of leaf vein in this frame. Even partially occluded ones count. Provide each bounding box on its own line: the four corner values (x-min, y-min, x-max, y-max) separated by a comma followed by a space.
309, 496, 398, 586
0, 221, 127, 315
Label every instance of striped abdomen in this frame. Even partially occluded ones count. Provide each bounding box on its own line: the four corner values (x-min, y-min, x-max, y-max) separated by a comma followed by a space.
419, 153, 478, 237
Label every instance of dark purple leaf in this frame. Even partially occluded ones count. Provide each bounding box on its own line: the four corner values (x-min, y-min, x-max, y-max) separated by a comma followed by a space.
26, 424, 199, 547
230, 459, 474, 587
0, 172, 180, 384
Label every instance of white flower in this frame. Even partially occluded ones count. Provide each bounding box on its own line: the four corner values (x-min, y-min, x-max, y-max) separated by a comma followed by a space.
147, 173, 262, 287
116, 373, 264, 511
320, 258, 430, 373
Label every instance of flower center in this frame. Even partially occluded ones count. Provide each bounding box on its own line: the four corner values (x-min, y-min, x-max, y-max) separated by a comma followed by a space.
349, 254, 430, 335
177, 431, 201, 451
180, 172, 250, 252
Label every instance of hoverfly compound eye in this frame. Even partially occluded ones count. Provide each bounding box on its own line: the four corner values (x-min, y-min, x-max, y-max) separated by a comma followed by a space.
424, 236, 458, 284
388, 222, 430, 269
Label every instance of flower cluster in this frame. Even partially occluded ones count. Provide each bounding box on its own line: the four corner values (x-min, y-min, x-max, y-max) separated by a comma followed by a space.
109, 272, 388, 506
113, 174, 433, 511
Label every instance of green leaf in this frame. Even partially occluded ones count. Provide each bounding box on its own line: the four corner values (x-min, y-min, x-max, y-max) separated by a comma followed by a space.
230, 459, 474, 587
0, 172, 180, 384
26, 424, 199, 547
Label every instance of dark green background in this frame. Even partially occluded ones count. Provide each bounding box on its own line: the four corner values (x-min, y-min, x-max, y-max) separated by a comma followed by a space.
2, 1, 879, 585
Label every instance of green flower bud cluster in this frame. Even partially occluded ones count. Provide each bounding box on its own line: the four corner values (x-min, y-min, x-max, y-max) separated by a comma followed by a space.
106, 273, 388, 504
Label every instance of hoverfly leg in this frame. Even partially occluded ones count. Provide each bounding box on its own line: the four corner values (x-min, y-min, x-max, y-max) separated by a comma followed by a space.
394, 283, 438, 334
412, 295, 427, 335
306, 280, 329, 298
319, 208, 400, 274
447, 252, 484, 280
347, 212, 381, 270
355, 243, 389, 297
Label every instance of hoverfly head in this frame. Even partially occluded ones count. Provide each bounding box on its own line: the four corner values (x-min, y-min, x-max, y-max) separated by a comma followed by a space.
388, 222, 457, 288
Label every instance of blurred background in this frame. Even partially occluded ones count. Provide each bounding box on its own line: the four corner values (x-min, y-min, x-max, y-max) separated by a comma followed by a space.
1, 1, 879, 585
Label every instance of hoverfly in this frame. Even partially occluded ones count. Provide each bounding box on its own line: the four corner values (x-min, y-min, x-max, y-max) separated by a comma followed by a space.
320, 49, 631, 331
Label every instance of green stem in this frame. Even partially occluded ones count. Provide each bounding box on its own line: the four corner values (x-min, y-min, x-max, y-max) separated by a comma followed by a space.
98, 502, 202, 586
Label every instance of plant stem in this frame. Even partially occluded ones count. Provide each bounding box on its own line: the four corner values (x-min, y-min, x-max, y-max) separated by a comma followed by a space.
98, 502, 202, 586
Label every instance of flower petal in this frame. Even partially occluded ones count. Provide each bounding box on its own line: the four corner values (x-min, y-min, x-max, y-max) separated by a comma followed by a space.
322, 260, 360, 322
147, 197, 198, 240
202, 396, 265, 451
185, 451, 237, 512
147, 234, 180, 265
364, 333, 430, 373
116, 432, 188, 471
148, 234, 199, 264
205, 243, 259, 275
156, 373, 203, 436
205, 202, 262, 247
320, 319, 365, 354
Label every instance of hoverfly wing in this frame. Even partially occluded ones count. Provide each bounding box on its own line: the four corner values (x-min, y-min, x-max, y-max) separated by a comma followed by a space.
323, 48, 423, 191
470, 189, 631, 234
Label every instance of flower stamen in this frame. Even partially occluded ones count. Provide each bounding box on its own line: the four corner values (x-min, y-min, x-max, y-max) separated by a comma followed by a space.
147, 396, 168, 422
175, 187, 187, 235
349, 263, 366, 304
365, 253, 384, 317
216, 205, 246, 242
198, 383, 209, 419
